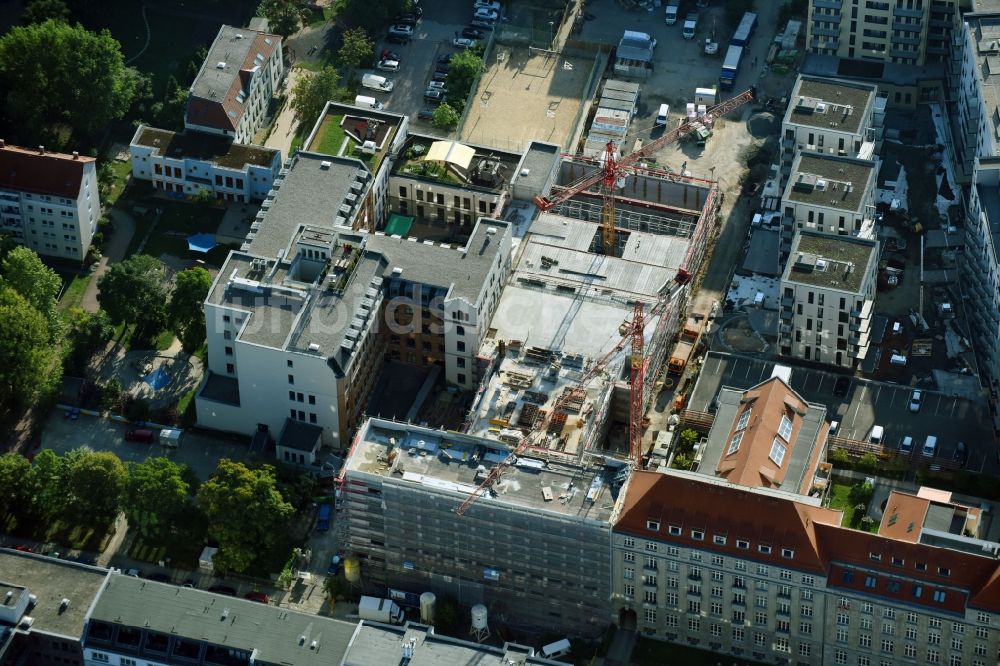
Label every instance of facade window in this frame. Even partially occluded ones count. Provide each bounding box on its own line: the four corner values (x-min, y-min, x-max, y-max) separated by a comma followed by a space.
799, 643, 811, 657
691, 530, 704, 540
226, 363, 234, 373
732, 627, 744, 642
881, 639, 893, 653
309, 413, 317, 424
457, 373, 466, 384
645, 542, 657, 552
688, 617, 699, 632
623, 537, 635, 548
624, 568, 634, 580
624, 583, 634, 597
736, 539, 749, 549
643, 608, 656, 624
288, 374, 294, 384
668, 524, 681, 536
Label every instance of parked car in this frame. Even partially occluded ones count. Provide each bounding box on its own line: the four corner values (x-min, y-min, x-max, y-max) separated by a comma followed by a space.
328, 554, 343, 575
833, 376, 851, 397
377, 59, 400, 72
125, 428, 156, 443
125, 568, 142, 578
182, 579, 197, 588
453, 37, 477, 48
473, 8, 499, 20
470, 18, 495, 29
430, 71, 448, 84
462, 27, 486, 40
437, 54, 454, 65
424, 89, 445, 102
244, 591, 270, 603
381, 49, 401, 61
899, 435, 914, 455
417, 108, 435, 120
435, 63, 450, 74
909, 390, 923, 413
954, 441, 968, 466
474, 0, 501, 10
427, 80, 447, 91
388, 24, 414, 36
208, 585, 237, 596
386, 33, 409, 44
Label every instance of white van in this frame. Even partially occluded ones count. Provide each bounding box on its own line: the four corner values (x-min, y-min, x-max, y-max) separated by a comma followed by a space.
354, 95, 384, 110
665, 0, 680, 25
869, 425, 884, 445
922, 435, 938, 457
361, 73, 394, 92
159, 428, 182, 449
541, 639, 571, 659
655, 103, 670, 126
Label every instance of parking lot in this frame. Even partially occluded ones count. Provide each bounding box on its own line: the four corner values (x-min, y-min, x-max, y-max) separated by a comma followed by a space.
369, 0, 482, 131
689, 351, 995, 474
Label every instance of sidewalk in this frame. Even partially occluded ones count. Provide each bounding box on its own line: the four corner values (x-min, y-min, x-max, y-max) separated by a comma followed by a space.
80, 208, 136, 313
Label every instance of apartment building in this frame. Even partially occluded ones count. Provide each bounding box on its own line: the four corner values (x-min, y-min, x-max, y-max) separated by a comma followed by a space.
185, 25, 283, 144
780, 153, 878, 256
0, 141, 99, 262
781, 77, 882, 180
0, 549, 108, 666
196, 152, 510, 449
129, 124, 281, 202
948, 11, 1000, 185
807, 0, 961, 66
341, 418, 619, 637
779, 231, 879, 368
962, 156, 1000, 399
612, 469, 1000, 665
697, 375, 830, 496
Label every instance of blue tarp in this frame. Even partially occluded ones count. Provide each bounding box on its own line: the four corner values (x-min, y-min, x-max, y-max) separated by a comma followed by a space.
187, 233, 217, 253
403, 434, 440, 455
144, 366, 172, 390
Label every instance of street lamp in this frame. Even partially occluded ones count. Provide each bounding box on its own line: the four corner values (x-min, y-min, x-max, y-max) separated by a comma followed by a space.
548, 21, 555, 47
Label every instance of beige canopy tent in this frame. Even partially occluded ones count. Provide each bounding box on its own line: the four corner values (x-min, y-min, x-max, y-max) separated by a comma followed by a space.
424, 140, 476, 170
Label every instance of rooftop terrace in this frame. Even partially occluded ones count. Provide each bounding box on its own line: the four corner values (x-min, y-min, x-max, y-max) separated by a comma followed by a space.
391, 135, 520, 191
306, 109, 398, 176
347, 419, 624, 522
784, 231, 877, 293
133, 126, 279, 169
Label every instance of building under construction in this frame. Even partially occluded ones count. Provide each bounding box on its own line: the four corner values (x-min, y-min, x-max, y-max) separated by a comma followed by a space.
468, 142, 721, 465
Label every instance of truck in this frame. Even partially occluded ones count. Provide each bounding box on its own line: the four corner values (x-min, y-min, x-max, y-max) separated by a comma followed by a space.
316, 503, 332, 531
719, 44, 744, 91
664, 0, 680, 25
361, 73, 393, 92
359, 596, 405, 624
355, 95, 383, 110
730, 11, 758, 47
668, 315, 706, 375
159, 428, 181, 448
682, 13, 698, 39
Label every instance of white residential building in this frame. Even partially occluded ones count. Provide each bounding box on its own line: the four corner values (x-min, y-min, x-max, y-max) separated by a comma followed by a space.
964, 156, 1000, 403
0, 141, 99, 261
779, 230, 879, 369
949, 12, 1000, 185
780, 152, 877, 256
185, 25, 283, 145
129, 124, 281, 202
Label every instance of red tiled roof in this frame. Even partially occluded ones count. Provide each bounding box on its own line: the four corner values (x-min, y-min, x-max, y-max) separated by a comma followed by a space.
0, 143, 93, 198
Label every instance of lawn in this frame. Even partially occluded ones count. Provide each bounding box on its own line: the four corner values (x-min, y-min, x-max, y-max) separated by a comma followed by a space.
2, 513, 113, 553
309, 114, 347, 155
829, 482, 878, 532
126, 508, 209, 570
632, 636, 767, 666
103, 159, 133, 207
121, 197, 234, 266
58, 272, 93, 310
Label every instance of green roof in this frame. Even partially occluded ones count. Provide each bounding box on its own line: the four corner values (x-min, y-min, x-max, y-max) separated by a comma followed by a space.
785, 154, 875, 213
784, 231, 876, 293
135, 126, 278, 169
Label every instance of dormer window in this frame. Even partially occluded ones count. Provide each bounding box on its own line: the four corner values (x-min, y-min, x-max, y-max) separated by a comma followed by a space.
668, 525, 682, 536
759, 544, 772, 555
647, 520, 660, 531
737, 409, 751, 430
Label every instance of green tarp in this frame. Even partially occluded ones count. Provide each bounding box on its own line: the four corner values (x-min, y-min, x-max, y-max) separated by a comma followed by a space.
385, 213, 414, 237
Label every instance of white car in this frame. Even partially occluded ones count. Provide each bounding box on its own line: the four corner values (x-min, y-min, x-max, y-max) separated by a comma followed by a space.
909, 390, 922, 412
388, 24, 414, 36
427, 80, 447, 91
377, 59, 400, 72
453, 37, 477, 48
473, 7, 499, 20
474, 0, 501, 10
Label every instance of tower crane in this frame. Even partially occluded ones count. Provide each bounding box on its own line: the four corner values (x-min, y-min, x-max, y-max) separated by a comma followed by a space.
534, 88, 756, 255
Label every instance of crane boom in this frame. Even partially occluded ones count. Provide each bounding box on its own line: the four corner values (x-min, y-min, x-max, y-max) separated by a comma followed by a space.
533, 88, 755, 212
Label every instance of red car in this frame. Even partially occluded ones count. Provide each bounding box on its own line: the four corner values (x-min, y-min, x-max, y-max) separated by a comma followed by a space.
243, 591, 269, 603
125, 429, 156, 443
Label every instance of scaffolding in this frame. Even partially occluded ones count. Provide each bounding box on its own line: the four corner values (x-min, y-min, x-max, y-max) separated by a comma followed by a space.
550, 197, 697, 238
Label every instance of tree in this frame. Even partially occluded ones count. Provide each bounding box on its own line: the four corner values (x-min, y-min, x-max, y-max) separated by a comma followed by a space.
2, 246, 62, 336
337, 28, 373, 72
443, 49, 483, 113
22, 0, 70, 24
97, 254, 167, 334
0, 20, 138, 143
339, 0, 406, 34
28, 449, 68, 519
64, 449, 127, 524
100, 377, 123, 411
197, 460, 294, 573
858, 452, 879, 471
256, 0, 302, 37
124, 457, 191, 538
0, 286, 62, 411
0, 453, 32, 519
290, 66, 346, 129
848, 481, 874, 508
169, 267, 212, 350
432, 103, 460, 130
64, 307, 114, 374
152, 75, 189, 130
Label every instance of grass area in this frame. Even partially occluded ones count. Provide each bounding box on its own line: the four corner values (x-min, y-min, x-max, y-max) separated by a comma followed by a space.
103, 159, 133, 207
2, 513, 113, 553
304, 4, 339, 26
154, 330, 176, 351
118, 195, 234, 266
290, 124, 308, 156
126, 507, 208, 570
829, 482, 878, 532
309, 114, 347, 154
632, 636, 767, 666
58, 272, 93, 310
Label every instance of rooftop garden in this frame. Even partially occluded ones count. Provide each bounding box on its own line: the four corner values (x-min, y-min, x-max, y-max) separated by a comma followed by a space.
394, 140, 465, 185
308, 112, 391, 171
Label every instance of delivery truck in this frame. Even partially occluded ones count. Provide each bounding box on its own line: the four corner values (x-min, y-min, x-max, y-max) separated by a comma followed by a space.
730, 12, 758, 47
361, 73, 394, 92
668, 315, 707, 375
719, 44, 744, 91
359, 596, 405, 624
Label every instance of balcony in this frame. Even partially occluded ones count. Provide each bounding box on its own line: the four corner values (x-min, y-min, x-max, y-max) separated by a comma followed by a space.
780, 309, 793, 321
810, 38, 841, 51
894, 7, 924, 18
732, 597, 746, 607
812, 26, 840, 38
814, 0, 842, 7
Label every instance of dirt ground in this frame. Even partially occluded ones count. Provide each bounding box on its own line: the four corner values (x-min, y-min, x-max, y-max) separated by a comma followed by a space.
460, 46, 594, 152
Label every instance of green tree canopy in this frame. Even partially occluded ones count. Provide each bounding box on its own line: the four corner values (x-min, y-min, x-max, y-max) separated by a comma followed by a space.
432, 103, 460, 130
339, 0, 406, 33
2, 246, 62, 335
169, 267, 212, 350
0, 453, 33, 519
64, 448, 127, 524
97, 254, 167, 332
124, 457, 191, 538
0, 20, 138, 143
290, 66, 346, 130
64, 307, 114, 374
28, 449, 68, 519
22, 0, 70, 24
197, 459, 294, 573
337, 27, 373, 72
444, 49, 483, 113
257, 0, 301, 37
0, 286, 62, 411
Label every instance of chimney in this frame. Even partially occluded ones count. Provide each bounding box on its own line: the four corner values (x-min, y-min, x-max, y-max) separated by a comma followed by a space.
72, 151, 79, 160
38, 145, 44, 154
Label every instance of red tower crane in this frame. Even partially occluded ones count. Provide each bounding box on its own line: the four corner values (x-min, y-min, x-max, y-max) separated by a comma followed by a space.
534, 88, 755, 255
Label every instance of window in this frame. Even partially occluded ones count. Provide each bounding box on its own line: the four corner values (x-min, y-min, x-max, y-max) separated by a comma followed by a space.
623, 537, 635, 548
457, 373, 466, 384
754, 611, 767, 626
668, 524, 681, 536
225, 346, 233, 356
710, 623, 722, 637
737, 409, 751, 430
834, 649, 848, 663
624, 568, 634, 580
646, 520, 660, 531
800, 621, 812, 635
758, 544, 772, 555
309, 395, 316, 405
92, 655, 109, 664
881, 639, 893, 653
296, 392, 304, 402
858, 657, 870, 666
951, 638, 962, 651
223, 330, 232, 340
710, 602, 723, 615
644, 590, 657, 604
644, 608, 656, 623
736, 539, 749, 550
645, 542, 657, 553
837, 629, 849, 643
838, 613, 849, 625
624, 552, 635, 562
904, 645, 917, 658
933, 590, 947, 603
226, 363, 234, 373
927, 649, 939, 664
938, 567, 951, 576
691, 530, 704, 541
883, 622, 894, 635
799, 643, 811, 657
728, 431, 744, 455
646, 557, 657, 569
769, 439, 787, 466
732, 627, 744, 642
865, 575, 877, 589
288, 374, 294, 385
778, 414, 793, 440
713, 535, 726, 546
688, 617, 699, 632
309, 413, 317, 424
953, 623, 965, 634
457, 341, 466, 352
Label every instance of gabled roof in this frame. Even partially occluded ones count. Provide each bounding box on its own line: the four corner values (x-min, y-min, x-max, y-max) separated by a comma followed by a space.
0, 143, 94, 198
615, 470, 842, 574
